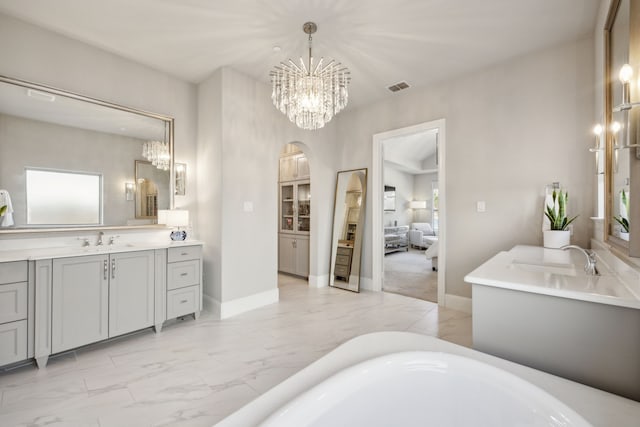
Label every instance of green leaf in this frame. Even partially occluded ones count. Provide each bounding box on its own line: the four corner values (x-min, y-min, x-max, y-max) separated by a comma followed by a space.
0, 205, 6, 216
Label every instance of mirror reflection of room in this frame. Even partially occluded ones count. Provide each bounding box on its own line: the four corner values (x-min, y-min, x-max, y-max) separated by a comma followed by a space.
0, 78, 171, 228
329, 168, 367, 292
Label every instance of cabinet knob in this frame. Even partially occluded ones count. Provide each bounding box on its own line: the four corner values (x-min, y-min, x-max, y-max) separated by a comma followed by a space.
180, 299, 188, 304
111, 259, 116, 279
180, 272, 188, 277
181, 252, 188, 256
103, 260, 108, 280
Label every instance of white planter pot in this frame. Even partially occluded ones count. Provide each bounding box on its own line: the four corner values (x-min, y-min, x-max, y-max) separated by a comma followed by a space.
543, 230, 570, 249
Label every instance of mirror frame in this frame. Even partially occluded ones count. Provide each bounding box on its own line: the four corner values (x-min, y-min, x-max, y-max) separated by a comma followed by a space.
328, 168, 368, 292
604, 0, 640, 256
0, 75, 175, 234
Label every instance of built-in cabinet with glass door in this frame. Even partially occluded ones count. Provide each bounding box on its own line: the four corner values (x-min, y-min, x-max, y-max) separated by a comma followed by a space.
279, 150, 310, 277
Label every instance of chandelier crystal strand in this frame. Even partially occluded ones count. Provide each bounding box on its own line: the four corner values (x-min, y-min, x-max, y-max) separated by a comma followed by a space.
142, 140, 170, 171
270, 22, 350, 130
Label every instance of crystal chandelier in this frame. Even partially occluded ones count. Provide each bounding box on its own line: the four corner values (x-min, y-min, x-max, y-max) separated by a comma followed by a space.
142, 140, 170, 171
270, 22, 350, 130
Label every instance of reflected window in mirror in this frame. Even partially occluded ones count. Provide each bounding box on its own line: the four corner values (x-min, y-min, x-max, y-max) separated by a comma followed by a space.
26, 168, 101, 225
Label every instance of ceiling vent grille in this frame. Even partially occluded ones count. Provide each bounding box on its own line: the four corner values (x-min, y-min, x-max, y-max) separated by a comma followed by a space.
388, 81, 410, 92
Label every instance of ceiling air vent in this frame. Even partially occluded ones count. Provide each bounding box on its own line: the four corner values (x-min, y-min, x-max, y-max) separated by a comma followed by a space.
388, 81, 410, 92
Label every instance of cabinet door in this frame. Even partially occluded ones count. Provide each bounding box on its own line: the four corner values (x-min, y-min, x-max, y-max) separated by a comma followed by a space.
296, 181, 311, 234
52, 255, 108, 354
295, 237, 309, 277
278, 235, 296, 274
109, 250, 155, 338
280, 184, 295, 233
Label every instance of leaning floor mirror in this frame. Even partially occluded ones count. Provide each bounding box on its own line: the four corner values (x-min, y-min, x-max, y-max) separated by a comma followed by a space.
329, 168, 367, 292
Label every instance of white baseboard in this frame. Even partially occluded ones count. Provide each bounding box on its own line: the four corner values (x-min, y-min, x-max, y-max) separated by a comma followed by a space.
359, 277, 373, 291
444, 294, 472, 313
308, 274, 328, 288
218, 288, 280, 319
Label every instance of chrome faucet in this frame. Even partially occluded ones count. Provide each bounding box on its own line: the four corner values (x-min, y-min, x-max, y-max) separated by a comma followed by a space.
109, 235, 119, 246
561, 245, 598, 275
97, 231, 104, 246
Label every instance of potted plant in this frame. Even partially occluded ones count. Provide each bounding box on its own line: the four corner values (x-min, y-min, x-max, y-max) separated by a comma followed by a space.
614, 189, 629, 240
543, 189, 578, 248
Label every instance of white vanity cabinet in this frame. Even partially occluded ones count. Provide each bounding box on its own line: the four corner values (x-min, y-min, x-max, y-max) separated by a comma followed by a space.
108, 250, 155, 337
0, 241, 203, 369
0, 261, 29, 366
52, 255, 109, 353
51, 250, 155, 354
166, 245, 202, 320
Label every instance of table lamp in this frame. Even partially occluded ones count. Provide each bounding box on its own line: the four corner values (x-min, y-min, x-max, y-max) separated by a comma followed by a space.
158, 209, 189, 241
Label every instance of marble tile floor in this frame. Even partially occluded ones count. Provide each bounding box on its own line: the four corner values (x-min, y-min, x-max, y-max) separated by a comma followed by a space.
0, 274, 471, 427
384, 248, 438, 302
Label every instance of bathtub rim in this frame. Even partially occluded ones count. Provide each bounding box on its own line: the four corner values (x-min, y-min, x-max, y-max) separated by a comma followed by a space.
214, 331, 640, 427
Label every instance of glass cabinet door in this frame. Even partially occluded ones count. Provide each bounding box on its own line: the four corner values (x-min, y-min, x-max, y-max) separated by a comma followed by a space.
280, 184, 294, 232
297, 182, 310, 233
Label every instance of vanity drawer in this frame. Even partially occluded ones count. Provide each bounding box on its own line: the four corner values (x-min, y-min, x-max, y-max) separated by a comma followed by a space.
0, 319, 27, 366
167, 285, 199, 319
0, 261, 27, 284
0, 282, 28, 324
168, 246, 202, 263
167, 260, 200, 290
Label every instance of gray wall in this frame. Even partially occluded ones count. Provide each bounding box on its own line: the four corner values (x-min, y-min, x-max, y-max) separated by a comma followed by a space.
413, 172, 438, 224
336, 36, 595, 298
383, 167, 414, 227
197, 67, 340, 303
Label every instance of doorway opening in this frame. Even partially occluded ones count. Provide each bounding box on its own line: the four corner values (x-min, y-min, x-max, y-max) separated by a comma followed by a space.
372, 119, 446, 304
277, 143, 311, 285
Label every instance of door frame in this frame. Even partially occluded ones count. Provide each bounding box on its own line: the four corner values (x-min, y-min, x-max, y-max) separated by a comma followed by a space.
371, 119, 446, 305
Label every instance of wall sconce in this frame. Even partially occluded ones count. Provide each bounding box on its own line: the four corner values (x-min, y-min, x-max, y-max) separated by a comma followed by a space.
175, 163, 186, 196
409, 200, 427, 209
589, 124, 604, 174
125, 182, 135, 201
619, 64, 633, 108
158, 209, 189, 241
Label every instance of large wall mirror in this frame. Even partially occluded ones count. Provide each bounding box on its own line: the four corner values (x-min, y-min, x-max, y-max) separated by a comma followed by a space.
329, 168, 367, 292
0, 75, 174, 232
604, 0, 640, 256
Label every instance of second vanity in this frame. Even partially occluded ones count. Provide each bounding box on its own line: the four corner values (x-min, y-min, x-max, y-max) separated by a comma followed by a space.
465, 243, 640, 401
0, 240, 203, 369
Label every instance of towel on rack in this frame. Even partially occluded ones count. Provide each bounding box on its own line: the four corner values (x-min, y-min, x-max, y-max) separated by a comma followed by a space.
0, 189, 15, 227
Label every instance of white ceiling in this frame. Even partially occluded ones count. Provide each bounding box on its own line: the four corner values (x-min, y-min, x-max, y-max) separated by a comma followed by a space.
0, 0, 600, 109
384, 129, 438, 174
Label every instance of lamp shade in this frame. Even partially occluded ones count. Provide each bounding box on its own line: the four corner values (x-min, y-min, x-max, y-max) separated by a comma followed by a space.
158, 209, 189, 227
409, 200, 427, 209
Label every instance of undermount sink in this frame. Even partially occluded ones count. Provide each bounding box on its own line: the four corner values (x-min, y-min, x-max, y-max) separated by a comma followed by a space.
508, 260, 578, 276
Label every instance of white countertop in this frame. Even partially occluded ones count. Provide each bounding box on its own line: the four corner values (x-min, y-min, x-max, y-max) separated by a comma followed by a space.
464, 245, 640, 310
215, 332, 640, 427
0, 240, 203, 263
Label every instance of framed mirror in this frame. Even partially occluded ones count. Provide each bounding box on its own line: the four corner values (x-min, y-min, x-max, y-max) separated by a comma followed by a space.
329, 168, 367, 292
0, 75, 174, 232
604, 0, 639, 256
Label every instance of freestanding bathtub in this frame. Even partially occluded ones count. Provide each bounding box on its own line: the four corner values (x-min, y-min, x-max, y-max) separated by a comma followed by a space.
259, 351, 589, 427
215, 332, 640, 426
